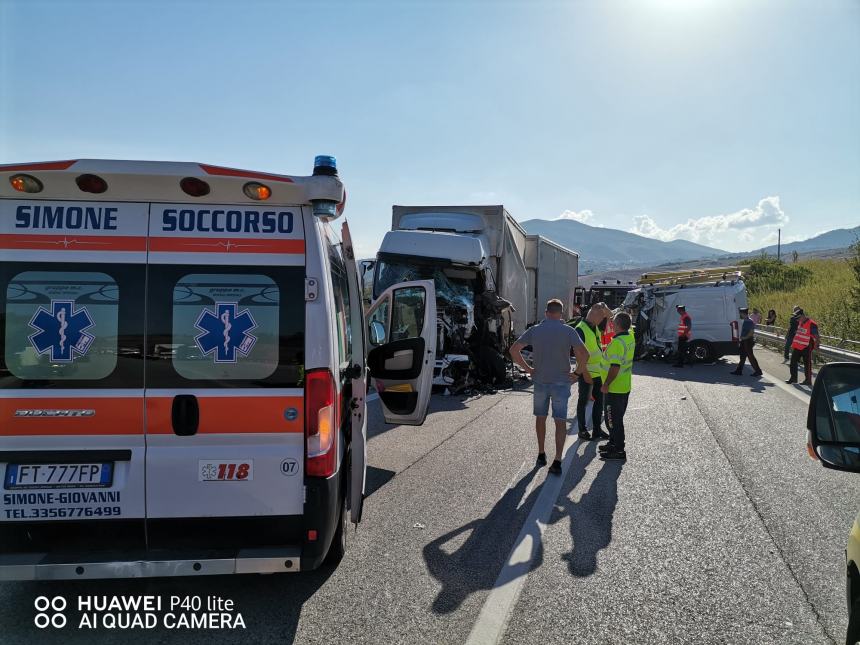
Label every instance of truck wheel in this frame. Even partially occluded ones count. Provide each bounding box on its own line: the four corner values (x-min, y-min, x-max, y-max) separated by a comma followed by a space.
688, 340, 714, 363
325, 496, 348, 566
846, 596, 860, 645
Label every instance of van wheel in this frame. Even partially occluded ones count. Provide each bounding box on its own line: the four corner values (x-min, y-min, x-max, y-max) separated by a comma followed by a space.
688, 340, 714, 363
325, 495, 348, 566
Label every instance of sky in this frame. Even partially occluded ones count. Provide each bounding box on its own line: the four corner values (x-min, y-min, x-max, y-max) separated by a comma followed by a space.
1, 0, 858, 258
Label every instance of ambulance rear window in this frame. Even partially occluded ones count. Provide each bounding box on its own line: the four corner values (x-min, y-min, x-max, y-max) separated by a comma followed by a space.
171, 273, 280, 381
146, 266, 304, 388
3, 271, 120, 381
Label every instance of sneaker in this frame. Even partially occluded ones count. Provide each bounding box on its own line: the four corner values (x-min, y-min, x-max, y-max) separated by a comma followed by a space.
592, 429, 610, 440
536, 452, 547, 467
578, 430, 590, 440
729, 370, 742, 375
752, 370, 763, 377
786, 378, 797, 384
598, 442, 615, 453
548, 459, 562, 474
600, 449, 627, 461
802, 380, 812, 386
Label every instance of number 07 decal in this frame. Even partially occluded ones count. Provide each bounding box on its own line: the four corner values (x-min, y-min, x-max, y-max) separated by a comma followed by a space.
198, 460, 253, 482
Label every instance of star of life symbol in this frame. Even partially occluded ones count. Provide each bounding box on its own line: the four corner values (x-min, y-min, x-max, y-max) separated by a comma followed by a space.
194, 303, 258, 363
200, 463, 218, 480
28, 300, 95, 362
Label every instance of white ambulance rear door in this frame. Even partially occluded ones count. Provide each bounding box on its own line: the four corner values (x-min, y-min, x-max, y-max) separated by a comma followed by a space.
0, 197, 148, 534
144, 203, 308, 527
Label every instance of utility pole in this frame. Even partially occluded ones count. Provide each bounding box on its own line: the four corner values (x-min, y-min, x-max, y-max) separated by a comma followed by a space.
777, 228, 781, 262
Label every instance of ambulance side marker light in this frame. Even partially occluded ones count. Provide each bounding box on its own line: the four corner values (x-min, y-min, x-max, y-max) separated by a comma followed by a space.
180, 177, 211, 197
76, 174, 108, 194
9, 174, 43, 193
243, 182, 271, 201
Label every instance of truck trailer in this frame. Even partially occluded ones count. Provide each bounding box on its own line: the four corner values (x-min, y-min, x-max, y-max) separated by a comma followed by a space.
372, 205, 579, 391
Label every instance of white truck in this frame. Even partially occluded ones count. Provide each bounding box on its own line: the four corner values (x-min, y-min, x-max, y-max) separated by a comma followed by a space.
370, 205, 578, 391
621, 267, 749, 363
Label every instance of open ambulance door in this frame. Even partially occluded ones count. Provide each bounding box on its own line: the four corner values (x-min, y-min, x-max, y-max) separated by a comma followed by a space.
365, 280, 436, 426
341, 222, 368, 524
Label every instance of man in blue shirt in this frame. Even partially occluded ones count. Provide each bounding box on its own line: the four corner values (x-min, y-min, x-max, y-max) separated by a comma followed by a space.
730, 307, 762, 376
510, 299, 590, 475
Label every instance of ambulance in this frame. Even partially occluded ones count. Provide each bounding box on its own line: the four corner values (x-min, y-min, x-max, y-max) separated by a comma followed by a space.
0, 157, 436, 579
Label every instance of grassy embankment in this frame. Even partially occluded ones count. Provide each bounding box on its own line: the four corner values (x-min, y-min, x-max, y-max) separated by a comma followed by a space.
745, 257, 859, 341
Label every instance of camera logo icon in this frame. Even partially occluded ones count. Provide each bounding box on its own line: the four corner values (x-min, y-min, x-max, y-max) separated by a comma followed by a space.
34, 596, 67, 628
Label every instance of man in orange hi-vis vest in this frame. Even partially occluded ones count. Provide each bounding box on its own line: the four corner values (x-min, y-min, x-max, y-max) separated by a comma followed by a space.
787, 309, 819, 385
673, 305, 692, 368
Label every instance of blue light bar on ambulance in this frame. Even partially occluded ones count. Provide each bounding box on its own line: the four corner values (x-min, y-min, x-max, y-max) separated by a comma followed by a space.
313, 155, 338, 177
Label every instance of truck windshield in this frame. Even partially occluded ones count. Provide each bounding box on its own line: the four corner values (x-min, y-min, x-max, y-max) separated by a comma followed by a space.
374, 257, 476, 306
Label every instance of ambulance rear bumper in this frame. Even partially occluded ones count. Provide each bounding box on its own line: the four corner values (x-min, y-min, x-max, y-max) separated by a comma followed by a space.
0, 546, 302, 580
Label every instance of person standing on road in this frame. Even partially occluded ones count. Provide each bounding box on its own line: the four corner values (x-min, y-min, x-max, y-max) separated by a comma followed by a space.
787, 309, 819, 385
574, 303, 610, 442
730, 307, 762, 377
599, 312, 635, 461
510, 299, 591, 475
750, 308, 762, 325
673, 305, 692, 368
784, 306, 801, 362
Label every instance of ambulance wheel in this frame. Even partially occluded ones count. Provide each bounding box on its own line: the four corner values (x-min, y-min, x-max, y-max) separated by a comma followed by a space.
688, 340, 714, 363
325, 494, 348, 565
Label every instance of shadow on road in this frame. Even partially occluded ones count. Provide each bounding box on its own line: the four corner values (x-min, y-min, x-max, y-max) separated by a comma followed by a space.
550, 443, 622, 577
422, 465, 543, 615
0, 561, 335, 644
633, 359, 775, 394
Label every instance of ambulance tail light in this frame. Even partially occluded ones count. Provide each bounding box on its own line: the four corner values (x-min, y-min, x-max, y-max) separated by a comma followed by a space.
76, 174, 108, 194
180, 177, 211, 197
9, 174, 43, 193
306, 369, 338, 477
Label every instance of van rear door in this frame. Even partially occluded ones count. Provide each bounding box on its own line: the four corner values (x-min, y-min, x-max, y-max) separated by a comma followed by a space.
143, 204, 307, 548
366, 280, 436, 425
0, 200, 148, 553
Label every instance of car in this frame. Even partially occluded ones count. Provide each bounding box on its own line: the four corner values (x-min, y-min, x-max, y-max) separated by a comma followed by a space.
805, 362, 860, 644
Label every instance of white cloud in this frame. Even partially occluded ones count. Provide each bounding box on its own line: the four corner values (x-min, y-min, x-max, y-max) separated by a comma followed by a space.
628, 196, 789, 249
555, 209, 597, 224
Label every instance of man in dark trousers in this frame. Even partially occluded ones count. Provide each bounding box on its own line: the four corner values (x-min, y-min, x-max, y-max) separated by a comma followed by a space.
599, 312, 636, 461
574, 303, 610, 441
673, 305, 692, 367
783, 305, 801, 362
787, 309, 819, 385
730, 307, 762, 376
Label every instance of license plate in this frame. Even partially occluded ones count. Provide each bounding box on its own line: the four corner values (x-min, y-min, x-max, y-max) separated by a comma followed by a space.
4, 463, 113, 489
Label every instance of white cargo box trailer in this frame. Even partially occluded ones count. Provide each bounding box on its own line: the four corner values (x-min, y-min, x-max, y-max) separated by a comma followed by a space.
524, 235, 579, 324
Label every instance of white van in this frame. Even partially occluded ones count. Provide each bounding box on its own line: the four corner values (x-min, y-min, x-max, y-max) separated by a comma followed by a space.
0, 157, 436, 579
623, 272, 748, 363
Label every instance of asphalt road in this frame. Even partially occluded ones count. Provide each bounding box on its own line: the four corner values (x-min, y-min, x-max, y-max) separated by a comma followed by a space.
1, 346, 857, 644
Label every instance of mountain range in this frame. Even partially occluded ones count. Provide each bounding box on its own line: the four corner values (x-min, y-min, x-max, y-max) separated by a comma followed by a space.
520, 218, 858, 273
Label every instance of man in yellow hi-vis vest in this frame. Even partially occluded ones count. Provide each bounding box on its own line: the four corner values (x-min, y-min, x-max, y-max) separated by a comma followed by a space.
600, 312, 635, 461
574, 304, 610, 441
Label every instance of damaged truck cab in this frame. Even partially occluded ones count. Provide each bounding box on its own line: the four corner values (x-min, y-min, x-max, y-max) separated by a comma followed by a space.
372, 206, 579, 394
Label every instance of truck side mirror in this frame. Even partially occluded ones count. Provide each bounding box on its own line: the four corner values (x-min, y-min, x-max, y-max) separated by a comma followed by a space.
807, 362, 860, 472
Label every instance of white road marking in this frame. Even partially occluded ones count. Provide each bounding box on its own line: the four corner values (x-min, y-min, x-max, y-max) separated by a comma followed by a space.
761, 370, 811, 404
465, 422, 582, 645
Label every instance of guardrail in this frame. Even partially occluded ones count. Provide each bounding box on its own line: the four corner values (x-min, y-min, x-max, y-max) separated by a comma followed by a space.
753, 326, 860, 364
